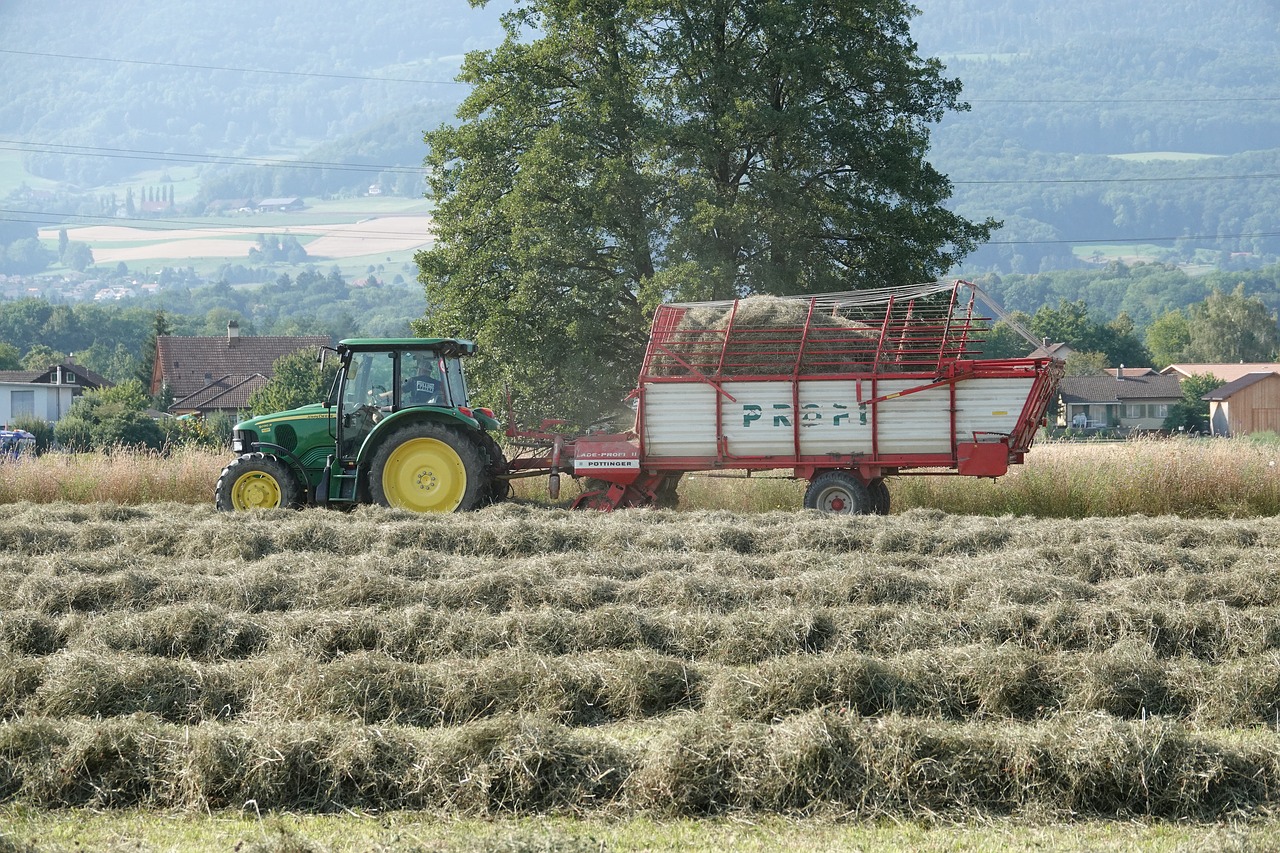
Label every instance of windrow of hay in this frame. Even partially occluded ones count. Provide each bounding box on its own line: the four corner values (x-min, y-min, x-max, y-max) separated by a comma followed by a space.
4, 598, 1278, 664
4, 646, 1280, 729
5, 500, 1280, 560
3, 502, 1280, 821
0, 712, 1276, 819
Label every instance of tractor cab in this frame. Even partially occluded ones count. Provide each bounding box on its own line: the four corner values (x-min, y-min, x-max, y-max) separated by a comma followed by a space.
331, 338, 477, 461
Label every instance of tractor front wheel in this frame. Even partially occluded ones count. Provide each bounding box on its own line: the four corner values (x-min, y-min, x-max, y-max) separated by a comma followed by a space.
215, 453, 303, 511
803, 470, 873, 515
369, 421, 485, 513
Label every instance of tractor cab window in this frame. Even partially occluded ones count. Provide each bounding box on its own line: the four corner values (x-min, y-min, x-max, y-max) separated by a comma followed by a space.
442, 358, 469, 408
398, 351, 446, 408
343, 351, 396, 412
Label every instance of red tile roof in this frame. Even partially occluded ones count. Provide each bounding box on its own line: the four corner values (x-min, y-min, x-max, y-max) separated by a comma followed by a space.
153, 333, 329, 400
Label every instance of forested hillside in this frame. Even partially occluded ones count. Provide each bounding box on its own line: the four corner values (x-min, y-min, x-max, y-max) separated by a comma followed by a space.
913, 0, 1280, 273
0, 0, 506, 192
3, 0, 1280, 290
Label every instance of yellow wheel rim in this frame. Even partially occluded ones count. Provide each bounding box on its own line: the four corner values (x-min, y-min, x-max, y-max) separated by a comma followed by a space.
381, 437, 467, 512
230, 470, 283, 509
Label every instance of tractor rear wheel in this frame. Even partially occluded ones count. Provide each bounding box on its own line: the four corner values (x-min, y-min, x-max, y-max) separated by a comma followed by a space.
369, 421, 485, 513
215, 453, 303, 511
803, 470, 873, 514
476, 432, 511, 504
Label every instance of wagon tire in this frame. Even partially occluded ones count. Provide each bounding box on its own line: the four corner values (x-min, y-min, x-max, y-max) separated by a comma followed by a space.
654, 474, 682, 509
803, 470, 873, 515
868, 478, 891, 515
369, 421, 485, 513
215, 453, 303, 511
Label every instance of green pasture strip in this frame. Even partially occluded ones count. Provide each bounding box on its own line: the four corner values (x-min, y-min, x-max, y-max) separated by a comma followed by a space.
0, 152, 54, 197
1072, 243, 1170, 260
1108, 152, 1224, 162
0, 809, 1272, 853
302, 197, 433, 215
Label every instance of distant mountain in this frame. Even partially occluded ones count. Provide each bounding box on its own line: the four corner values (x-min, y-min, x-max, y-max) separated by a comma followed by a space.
910, 0, 1280, 272
0, 0, 509, 187
4, 0, 1278, 274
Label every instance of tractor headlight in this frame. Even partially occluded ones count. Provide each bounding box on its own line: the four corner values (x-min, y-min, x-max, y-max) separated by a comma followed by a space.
231, 429, 256, 453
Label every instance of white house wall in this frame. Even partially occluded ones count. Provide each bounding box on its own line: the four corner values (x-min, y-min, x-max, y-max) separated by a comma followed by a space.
0, 382, 75, 425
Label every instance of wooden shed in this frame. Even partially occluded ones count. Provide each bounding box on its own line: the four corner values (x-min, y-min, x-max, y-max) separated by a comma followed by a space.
1203, 372, 1280, 437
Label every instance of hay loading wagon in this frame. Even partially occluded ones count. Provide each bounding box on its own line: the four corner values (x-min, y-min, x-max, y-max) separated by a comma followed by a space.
507, 279, 1063, 514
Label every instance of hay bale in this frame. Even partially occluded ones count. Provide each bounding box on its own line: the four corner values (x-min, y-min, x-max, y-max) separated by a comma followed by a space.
653, 295, 879, 377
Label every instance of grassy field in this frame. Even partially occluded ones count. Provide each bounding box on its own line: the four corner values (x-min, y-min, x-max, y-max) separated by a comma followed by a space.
5, 436, 1280, 518
1, 439, 1279, 850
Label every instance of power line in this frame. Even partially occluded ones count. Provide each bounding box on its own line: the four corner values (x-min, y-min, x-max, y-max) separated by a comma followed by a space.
8, 138, 1279, 187
966, 95, 1280, 104
985, 231, 1280, 246
5, 48, 1278, 106
0, 48, 465, 86
0, 140, 424, 175
952, 172, 1280, 186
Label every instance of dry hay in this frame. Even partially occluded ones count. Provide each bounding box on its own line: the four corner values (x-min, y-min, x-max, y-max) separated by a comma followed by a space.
1, 504, 1280, 820
652, 295, 880, 377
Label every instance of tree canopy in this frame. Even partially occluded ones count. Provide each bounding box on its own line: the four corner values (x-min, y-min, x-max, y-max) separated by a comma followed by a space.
246, 349, 340, 416
417, 0, 994, 423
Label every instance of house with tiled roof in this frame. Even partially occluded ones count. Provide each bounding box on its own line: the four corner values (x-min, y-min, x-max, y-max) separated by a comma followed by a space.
1203, 372, 1280, 437
1057, 369, 1184, 432
0, 358, 111, 400
150, 322, 328, 417
1028, 341, 1075, 361
1160, 363, 1280, 383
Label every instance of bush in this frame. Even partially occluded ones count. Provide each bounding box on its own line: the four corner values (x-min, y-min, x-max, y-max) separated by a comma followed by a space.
52, 381, 164, 452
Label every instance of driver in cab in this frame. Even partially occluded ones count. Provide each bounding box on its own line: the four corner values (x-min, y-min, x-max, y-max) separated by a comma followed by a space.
401, 354, 442, 406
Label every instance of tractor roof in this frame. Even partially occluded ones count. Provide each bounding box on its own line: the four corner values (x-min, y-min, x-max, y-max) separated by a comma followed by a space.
337, 338, 477, 355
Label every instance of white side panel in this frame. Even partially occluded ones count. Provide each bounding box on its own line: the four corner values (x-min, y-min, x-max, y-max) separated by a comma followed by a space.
871, 380, 952, 454
643, 376, 1038, 460
643, 383, 719, 457
955, 378, 1036, 442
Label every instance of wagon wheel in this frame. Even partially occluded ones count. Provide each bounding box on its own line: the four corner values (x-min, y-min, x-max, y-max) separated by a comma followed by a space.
868, 478, 891, 515
803, 470, 873, 514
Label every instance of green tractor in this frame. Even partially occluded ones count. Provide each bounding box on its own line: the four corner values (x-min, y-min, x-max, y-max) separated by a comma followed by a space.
215, 338, 507, 513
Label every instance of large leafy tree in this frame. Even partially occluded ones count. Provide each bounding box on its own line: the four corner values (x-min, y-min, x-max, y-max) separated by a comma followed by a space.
1187, 285, 1280, 363
246, 349, 340, 416
417, 0, 994, 423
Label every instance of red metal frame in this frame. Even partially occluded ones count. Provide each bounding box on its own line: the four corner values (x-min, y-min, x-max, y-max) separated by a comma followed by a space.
506, 280, 1064, 510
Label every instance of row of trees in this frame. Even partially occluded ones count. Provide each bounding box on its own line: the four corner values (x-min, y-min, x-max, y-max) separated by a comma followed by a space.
984, 285, 1280, 372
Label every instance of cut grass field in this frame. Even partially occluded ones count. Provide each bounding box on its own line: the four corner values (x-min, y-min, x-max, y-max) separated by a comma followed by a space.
31, 196, 435, 279
2, 439, 1280, 850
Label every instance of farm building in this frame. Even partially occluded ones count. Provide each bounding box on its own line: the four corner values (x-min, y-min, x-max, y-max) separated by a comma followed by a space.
256, 197, 304, 212
1203, 372, 1280, 437
1057, 370, 1183, 431
150, 321, 328, 417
